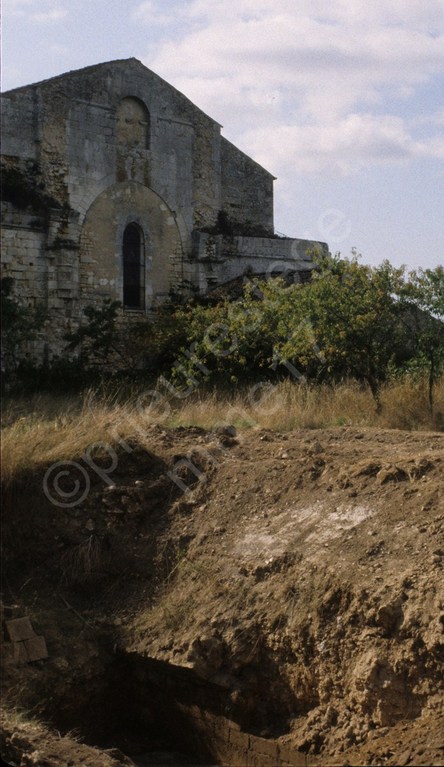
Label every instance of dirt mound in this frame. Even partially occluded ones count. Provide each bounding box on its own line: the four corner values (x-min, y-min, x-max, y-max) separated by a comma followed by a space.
0, 711, 136, 767
1, 426, 443, 766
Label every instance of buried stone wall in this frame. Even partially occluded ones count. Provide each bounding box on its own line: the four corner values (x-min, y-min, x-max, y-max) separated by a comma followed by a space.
118, 653, 315, 767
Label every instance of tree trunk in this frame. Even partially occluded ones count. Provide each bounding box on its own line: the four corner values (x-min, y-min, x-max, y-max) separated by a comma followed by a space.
428, 351, 435, 415
367, 375, 382, 414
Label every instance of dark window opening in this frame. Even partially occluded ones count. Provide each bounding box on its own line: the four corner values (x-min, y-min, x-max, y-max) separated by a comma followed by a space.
123, 223, 145, 309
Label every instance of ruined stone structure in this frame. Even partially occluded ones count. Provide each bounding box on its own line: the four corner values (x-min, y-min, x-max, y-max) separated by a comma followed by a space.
1, 58, 326, 359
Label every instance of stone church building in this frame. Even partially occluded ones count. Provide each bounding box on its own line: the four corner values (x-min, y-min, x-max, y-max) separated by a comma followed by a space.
1, 58, 326, 358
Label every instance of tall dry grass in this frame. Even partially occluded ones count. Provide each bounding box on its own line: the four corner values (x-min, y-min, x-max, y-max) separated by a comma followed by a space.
169, 377, 444, 431
1, 377, 443, 483
1, 391, 145, 484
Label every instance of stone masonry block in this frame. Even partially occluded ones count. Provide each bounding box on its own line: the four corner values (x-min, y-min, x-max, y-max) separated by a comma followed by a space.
13, 642, 29, 665
5, 617, 36, 642
222, 745, 248, 767
246, 750, 277, 767
229, 728, 250, 750
24, 635, 48, 661
279, 744, 311, 766
253, 736, 280, 759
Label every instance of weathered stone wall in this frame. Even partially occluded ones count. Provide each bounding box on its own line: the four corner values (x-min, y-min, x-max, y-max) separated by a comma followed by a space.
221, 138, 274, 233
1, 58, 324, 364
0, 89, 40, 162
193, 232, 327, 291
1, 59, 233, 235
1, 209, 47, 304
122, 653, 315, 767
181, 704, 314, 767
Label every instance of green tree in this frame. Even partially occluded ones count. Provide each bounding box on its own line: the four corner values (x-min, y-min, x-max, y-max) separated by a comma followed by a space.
398, 266, 444, 413
135, 252, 443, 414
277, 253, 407, 409
65, 298, 122, 367
157, 253, 410, 409
0, 277, 46, 372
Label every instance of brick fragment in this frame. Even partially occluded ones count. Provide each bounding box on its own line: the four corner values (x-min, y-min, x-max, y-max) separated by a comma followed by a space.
5, 617, 36, 642
23, 635, 48, 661
13, 642, 28, 665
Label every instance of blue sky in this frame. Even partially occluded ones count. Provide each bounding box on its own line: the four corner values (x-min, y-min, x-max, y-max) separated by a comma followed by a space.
3, 0, 444, 271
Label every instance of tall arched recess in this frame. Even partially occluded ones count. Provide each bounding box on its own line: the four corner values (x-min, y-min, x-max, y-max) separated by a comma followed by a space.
79, 182, 182, 311
116, 97, 150, 149
123, 223, 145, 309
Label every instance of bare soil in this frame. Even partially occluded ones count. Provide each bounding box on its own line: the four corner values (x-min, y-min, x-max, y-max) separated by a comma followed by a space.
1, 426, 443, 766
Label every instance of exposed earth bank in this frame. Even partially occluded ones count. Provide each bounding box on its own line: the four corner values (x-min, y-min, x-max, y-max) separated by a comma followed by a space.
1, 426, 443, 766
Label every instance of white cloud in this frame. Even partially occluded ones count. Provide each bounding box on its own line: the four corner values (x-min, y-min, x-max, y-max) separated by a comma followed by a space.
131, 1, 181, 26
149, 16, 444, 119
138, 0, 444, 176
413, 107, 444, 128
31, 7, 68, 23
242, 114, 431, 177
3, 0, 35, 9
186, 0, 444, 31
4, 0, 68, 22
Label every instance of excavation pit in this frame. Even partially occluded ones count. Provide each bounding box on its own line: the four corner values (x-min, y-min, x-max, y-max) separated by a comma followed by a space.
16, 651, 310, 767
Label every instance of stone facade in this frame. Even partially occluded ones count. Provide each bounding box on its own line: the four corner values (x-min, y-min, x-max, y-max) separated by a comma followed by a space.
1, 58, 326, 360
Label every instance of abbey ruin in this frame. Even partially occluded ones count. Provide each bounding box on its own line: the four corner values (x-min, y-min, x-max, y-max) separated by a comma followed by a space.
1, 58, 326, 359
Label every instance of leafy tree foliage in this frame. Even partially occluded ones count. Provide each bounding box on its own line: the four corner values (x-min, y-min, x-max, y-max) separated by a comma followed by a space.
158, 252, 412, 409
65, 298, 122, 366
5, 253, 441, 405
1, 277, 46, 372
277, 253, 408, 409
398, 266, 444, 412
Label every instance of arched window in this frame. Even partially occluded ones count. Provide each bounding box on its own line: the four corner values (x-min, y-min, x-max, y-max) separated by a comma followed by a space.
123, 223, 145, 309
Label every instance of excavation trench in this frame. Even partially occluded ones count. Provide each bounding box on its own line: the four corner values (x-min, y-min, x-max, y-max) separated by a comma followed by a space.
2, 427, 444, 767
45, 650, 310, 767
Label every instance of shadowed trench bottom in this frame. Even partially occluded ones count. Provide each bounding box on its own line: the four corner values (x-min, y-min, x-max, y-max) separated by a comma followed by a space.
39, 651, 312, 767
135, 754, 216, 766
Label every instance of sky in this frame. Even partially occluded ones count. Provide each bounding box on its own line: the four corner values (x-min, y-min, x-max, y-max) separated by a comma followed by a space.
2, 0, 444, 271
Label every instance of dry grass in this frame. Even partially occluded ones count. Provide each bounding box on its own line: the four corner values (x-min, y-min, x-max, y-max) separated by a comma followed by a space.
2, 377, 443, 484
1, 392, 133, 484
168, 377, 444, 432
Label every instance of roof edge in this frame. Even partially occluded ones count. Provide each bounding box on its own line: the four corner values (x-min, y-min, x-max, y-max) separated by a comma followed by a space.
1, 58, 223, 128
1, 58, 141, 95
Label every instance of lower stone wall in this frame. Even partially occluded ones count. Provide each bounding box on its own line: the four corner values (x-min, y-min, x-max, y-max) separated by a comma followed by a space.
193, 232, 327, 293
181, 704, 312, 766
122, 653, 315, 767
